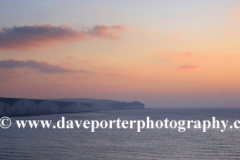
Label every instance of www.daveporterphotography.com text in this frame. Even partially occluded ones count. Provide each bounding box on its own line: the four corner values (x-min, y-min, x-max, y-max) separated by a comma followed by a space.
2, 116, 240, 133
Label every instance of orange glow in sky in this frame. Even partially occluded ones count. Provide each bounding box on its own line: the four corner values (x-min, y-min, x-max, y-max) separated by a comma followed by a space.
0, 1, 240, 108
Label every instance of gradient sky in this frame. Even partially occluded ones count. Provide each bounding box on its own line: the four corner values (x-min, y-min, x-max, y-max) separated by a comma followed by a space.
0, 0, 240, 108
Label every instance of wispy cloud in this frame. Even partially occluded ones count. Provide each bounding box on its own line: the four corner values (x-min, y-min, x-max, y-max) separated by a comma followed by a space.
88, 25, 128, 39
178, 65, 200, 70
182, 52, 196, 57
0, 60, 91, 74
66, 56, 74, 60
0, 24, 128, 49
148, 51, 199, 58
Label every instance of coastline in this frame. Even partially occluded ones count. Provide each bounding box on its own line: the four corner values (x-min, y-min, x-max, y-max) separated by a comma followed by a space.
0, 97, 145, 117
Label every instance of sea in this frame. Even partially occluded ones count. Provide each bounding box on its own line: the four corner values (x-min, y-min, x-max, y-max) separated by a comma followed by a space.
1, 108, 240, 160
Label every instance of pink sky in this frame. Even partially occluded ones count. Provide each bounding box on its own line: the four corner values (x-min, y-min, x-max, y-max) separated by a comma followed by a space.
0, 1, 240, 108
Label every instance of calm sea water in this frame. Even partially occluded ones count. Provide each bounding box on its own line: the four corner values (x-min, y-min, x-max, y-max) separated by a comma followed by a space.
1, 108, 240, 160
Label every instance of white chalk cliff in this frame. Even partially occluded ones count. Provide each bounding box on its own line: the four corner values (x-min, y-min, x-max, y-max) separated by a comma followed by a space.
0, 98, 144, 116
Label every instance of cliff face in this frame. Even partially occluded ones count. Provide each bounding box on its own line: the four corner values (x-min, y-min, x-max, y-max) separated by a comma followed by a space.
0, 97, 145, 116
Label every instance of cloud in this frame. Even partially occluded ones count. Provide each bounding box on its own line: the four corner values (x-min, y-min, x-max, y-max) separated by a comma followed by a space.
172, 52, 199, 58
88, 25, 128, 39
178, 65, 200, 70
0, 24, 128, 49
0, 60, 91, 74
149, 51, 199, 58
66, 56, 73, 60
183, 52, 195, 57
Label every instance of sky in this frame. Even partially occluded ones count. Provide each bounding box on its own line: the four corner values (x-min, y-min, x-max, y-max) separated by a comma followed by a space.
0, 0, 240, 108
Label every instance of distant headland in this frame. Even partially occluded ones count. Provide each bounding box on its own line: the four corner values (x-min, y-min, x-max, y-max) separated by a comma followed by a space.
0, 97, 145, 117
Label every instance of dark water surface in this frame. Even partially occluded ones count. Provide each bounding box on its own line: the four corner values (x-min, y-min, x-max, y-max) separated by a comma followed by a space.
1, 108, 240, 160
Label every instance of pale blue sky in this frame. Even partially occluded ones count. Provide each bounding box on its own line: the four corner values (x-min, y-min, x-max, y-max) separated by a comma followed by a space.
0, 0, 237, 31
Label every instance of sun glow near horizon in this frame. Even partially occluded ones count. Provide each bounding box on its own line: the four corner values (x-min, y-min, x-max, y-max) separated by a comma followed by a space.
0, 0, 240, 108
